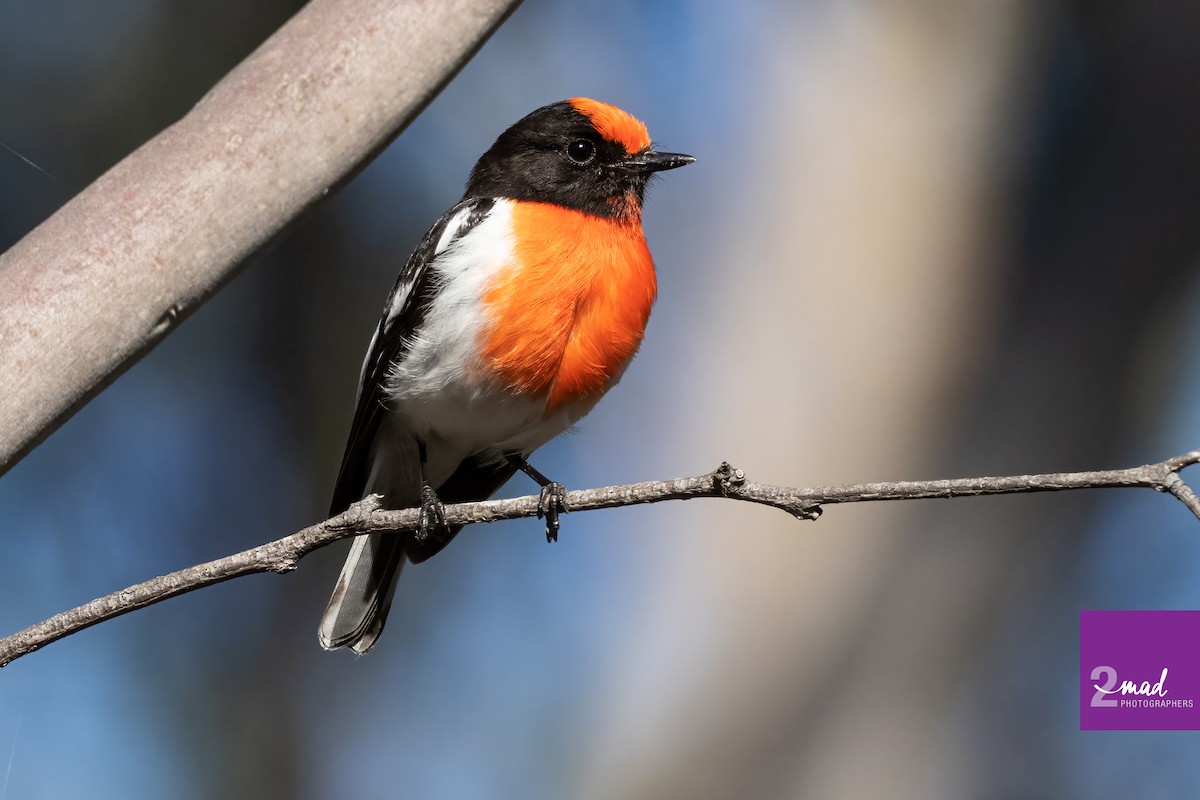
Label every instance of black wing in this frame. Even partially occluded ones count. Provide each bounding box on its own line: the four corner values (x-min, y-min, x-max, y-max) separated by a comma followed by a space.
328, 197, 496, 517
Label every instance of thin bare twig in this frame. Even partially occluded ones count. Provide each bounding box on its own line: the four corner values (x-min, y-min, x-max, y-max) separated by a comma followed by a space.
2, 451, 1198, 668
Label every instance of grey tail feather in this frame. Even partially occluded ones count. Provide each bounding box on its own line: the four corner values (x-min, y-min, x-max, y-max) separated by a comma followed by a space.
317, 531, 406, 654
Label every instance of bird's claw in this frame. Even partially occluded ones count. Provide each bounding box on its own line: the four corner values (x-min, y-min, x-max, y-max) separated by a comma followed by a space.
537, 482, 568, 543
416, 482, 449, 543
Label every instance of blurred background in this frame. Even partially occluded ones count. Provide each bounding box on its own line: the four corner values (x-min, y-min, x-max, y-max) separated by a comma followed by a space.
3, 0, 1200, 797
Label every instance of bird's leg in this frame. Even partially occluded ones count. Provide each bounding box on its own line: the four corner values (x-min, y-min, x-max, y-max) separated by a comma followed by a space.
416, 440, 448, 543
505, 453, 568, 543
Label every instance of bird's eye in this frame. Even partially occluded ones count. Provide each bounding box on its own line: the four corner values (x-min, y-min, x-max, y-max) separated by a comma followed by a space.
566, 139, 597, 165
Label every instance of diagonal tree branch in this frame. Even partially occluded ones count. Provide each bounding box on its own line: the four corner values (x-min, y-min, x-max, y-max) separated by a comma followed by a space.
2, 450, 1198, 668
0, 0, 523, 476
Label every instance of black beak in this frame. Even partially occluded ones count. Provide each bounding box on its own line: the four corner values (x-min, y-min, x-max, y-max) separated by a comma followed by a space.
626, 150, 696, 174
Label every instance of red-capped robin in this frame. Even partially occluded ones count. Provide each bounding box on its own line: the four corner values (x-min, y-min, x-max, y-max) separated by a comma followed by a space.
318, 98, 693, 653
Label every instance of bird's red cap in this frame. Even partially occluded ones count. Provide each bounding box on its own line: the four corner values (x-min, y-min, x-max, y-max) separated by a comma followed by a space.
568, 97, 652, 155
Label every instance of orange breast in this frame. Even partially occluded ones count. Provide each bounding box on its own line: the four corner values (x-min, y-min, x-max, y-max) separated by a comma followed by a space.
481, 202, 657, 412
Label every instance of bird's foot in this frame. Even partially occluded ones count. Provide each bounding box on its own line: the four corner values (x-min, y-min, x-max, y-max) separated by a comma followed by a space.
506, 452, 569, 543
416, 482, 449, 543
537, 481, 569, 543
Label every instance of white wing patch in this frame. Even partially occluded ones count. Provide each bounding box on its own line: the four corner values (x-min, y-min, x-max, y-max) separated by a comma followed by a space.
382, 205, 475, 329
433, 205, 477, 257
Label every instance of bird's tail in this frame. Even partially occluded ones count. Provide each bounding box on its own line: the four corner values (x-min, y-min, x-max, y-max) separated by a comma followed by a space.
317, 531, 406, 654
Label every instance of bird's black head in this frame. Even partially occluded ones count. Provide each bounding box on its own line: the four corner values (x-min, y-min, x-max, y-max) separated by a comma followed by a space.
464, 98, 694, 220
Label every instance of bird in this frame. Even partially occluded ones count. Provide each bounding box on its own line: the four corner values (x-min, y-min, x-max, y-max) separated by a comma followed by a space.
318, 98, 694, 654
